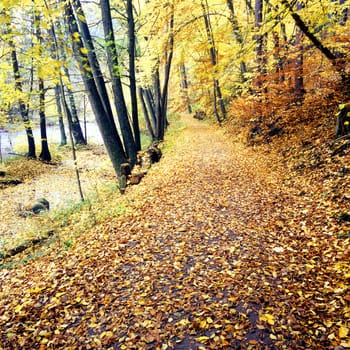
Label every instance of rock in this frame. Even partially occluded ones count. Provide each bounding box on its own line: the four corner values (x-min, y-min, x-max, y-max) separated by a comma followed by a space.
31, 198, 49, 214
147, 145, 162, 163
194, 110, 206, 120
129, 173, 144, 185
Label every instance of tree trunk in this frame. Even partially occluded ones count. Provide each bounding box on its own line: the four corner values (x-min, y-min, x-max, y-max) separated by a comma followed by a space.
201, 0, 226, 122
34, 10, 51, 162
100, 0, 138, 165
126, 0, 141, 151
254, 0, 264, 90
38, 79, 51, 162
180, 63, 192, 113
294, 2, 305, 104
138, 87, 156, 141
4, 13, 36, 159
64, 71, 86, 145
54, 85, 67, 146
144, 88, 157, 133
226, 0, 248, 84
161, 4, 175, 126
153, 67, 164, 140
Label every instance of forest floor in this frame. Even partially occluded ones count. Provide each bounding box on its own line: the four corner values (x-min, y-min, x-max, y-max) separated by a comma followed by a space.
0, 115, 349, 349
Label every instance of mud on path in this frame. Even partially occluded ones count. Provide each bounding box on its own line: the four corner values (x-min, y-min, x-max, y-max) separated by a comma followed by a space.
0, 116, 348, 349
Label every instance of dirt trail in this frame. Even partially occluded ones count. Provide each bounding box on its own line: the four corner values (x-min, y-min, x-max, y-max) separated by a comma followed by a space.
0, 116, 348, 349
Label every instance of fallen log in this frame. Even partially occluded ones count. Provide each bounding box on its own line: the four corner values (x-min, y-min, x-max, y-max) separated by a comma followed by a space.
0, 178, 22, 186
0, 230, 54, 260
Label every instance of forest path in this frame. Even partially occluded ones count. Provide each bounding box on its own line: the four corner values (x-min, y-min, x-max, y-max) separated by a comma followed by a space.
0, 115, 349, 349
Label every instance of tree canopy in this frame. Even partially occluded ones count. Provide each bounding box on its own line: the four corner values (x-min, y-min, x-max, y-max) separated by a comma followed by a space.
0, 0, 349, 181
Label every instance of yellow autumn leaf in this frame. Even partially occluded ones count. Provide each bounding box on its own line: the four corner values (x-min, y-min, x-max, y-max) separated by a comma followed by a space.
339, 325, 349, 338
177, 318, 190, 326
100, 331, 113, 338
80, 47, 88, 55
260, 313, 275, 326
194, 336, 210, 343
14, 304, 23, 313
341, 341, 350, 348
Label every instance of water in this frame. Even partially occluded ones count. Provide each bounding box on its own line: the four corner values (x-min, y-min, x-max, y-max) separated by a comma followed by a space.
0, 122, 103, 160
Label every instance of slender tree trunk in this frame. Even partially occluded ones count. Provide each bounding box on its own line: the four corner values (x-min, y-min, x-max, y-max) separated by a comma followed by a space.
34, 11, 51, 162
294, 2, 305, 104
4, 13, 36, 158
144, 88, 157, 132
161, 4, 175, 126
38, 78, 51, 161
54, 85, 67, 146
126, 0, 141, 151
64, 71, 86, 145
138, 87, 155, 141
100, 0, 138, 165
255, 0, 264, 91
201, 0, 226, 122
153, 67, 163, 140
180, 63, 192, 113
226, 0, 248, 83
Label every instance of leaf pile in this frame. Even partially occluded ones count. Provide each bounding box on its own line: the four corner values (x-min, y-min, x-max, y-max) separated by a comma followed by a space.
0, 116, 349, 349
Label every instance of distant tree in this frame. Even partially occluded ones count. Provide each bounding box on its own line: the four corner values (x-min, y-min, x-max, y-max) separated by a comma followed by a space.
4, 11, 36, 159
54, 85, 67, 146
293, 2, 305, 104
201, 0, 226, 123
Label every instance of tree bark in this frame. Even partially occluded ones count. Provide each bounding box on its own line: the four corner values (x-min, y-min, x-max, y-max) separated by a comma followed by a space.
100, 0, 138, 165
54, 85, 67, 146
201, 0, 226, 122
293, 2, 305, 104
226, 0, 248, 83
38, 78, 51, 162
126, 0, 141, 151
180, 63, 192, 113
138, 87, 156, 141
34, 11, 51, 162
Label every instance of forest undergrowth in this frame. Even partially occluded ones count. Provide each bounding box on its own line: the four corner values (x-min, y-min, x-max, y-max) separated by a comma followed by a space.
0, 114, 349, 349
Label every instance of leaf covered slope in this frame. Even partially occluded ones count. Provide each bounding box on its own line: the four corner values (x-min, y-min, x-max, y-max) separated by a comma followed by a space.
0, 116, 349, 349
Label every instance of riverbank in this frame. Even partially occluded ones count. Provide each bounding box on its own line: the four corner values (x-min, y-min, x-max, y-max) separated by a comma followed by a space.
0, 144, 114, 250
